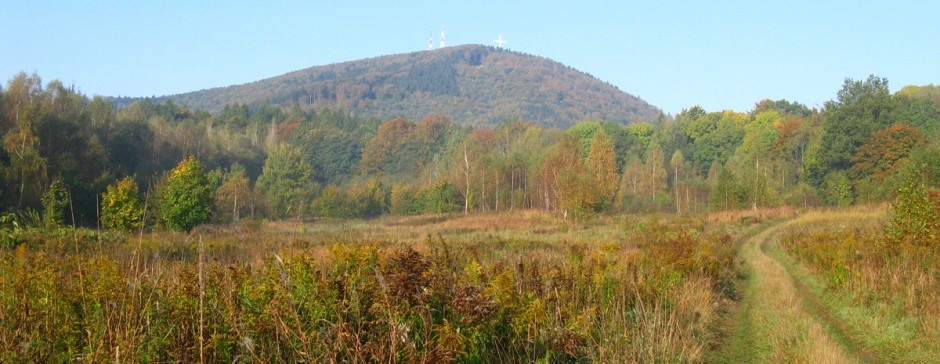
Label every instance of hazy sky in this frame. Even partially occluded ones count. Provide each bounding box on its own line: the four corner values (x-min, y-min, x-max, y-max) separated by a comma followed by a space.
2, 1, 938, 115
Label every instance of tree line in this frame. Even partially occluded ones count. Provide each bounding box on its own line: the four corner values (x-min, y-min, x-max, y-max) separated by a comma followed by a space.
1, 72, 939, 231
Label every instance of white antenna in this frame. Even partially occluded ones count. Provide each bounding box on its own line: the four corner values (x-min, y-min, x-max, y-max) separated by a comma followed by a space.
493, 34, 508, 49
440, 26, 446, 48
429, 32, 433, 50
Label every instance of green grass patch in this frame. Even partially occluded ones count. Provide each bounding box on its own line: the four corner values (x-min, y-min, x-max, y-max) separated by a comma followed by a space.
774, 219, 940, 364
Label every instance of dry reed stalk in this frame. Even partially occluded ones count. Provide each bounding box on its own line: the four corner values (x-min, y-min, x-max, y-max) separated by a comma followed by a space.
198, 235, 204, 364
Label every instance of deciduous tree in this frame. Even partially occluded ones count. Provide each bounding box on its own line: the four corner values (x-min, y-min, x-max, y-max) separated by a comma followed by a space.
2, 123, 47, 209
670, 150, 684, 214
41, 178, 69, 228
214, 164, 253, 222
817, 75, 896, 180
641, 140, 666, 204
162, 156, 214, 231
256, 146, 318, 219
852, 123, 925, 181
586, 128, 618, 209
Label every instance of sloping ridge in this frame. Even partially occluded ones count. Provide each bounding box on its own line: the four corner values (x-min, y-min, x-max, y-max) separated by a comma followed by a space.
138, 44, 660, 128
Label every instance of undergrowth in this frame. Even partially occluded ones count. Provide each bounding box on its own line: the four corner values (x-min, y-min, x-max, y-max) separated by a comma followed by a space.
0, 215, 739, 362
779, 206, 940, 362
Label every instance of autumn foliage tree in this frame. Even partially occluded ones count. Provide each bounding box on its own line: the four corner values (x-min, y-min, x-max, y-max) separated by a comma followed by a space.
543, 133, 603, 218
670, 150, 684, 214
101, 176, 143, 231
214, 164, 253, 222
619, 154, 644, 210
586, 128, 618, 210
360, 116, 414, 175
641, 140, 667, 205
852, 123, 925, 181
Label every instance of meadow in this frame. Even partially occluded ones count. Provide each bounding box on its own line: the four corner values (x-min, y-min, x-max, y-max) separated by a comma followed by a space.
3, 206, 939, 363
777, 207, 940, 363
0, 211, 751, 363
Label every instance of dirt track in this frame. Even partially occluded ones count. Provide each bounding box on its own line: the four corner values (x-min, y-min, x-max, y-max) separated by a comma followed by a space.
719, 220, 872, 363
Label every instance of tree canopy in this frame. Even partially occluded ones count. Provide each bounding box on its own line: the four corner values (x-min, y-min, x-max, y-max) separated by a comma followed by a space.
2, 72, 939, 227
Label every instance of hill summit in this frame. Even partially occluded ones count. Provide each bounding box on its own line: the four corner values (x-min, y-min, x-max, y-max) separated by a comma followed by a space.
145, 44, 661, 127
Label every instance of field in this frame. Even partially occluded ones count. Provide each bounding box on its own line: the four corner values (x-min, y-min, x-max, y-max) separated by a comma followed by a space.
2, 207, 939, 363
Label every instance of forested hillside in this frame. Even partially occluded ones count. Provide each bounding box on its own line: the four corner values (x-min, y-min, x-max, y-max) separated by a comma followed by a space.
1, 72, 939, 230
115, 45, 661, 128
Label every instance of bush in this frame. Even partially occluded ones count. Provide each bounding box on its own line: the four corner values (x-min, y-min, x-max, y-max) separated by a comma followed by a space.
314, 186, 352, 218
41, 179, 69, 229
886, 168, 940, 246
100, 176, 143, 232
418, 179, 461, 214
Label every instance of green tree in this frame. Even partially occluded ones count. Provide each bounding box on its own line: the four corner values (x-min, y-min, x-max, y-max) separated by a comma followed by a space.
568, 122, 601, 159
710, 164, 743, 211
689, 111, 747, 176
3, 123, 47, 210
823, 171, 854, 207
41, 178, 69, 229
314, 186, 352, 218
450, 130, 493, 214
626, 122, 655, 152
350, 178, 389, 217
751, 99, 812, 117
418, 178, 460, 214
814, 75, 896, 187
162, 156, 213, 231
256, 145, 318, 219
293, 128, 361, 184
893, 85, 940, 135
886, 167, 939, 246
101, 176, 143, 231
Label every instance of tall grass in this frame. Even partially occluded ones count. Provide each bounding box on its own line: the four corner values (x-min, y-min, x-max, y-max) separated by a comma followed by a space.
0, 212, 740, 362
778, 208, 940, 362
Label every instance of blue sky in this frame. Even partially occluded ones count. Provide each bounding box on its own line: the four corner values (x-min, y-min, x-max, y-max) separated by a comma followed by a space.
2, 1, 938, 115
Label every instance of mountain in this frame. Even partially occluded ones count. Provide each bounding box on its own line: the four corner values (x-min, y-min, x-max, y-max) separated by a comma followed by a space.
129, 44, 661, 127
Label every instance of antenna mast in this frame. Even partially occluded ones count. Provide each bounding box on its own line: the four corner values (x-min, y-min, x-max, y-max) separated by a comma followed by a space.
429, 32, 434, 50
440, 26, 446, 48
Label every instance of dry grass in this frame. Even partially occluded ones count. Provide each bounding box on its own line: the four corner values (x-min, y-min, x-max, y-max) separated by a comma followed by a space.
734, 222, 860, 363
706, 206, 797, 224
777, 206, 940, 362
0, 211, 740, 362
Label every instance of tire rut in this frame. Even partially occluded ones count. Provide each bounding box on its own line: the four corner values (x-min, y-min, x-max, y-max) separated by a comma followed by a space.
722, 220, 869, 363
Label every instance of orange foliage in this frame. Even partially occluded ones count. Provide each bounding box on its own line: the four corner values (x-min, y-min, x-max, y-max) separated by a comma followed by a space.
852, 123, 925, 181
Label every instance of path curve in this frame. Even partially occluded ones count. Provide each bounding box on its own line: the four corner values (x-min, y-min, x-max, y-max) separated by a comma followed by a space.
719, 220, 865, 363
